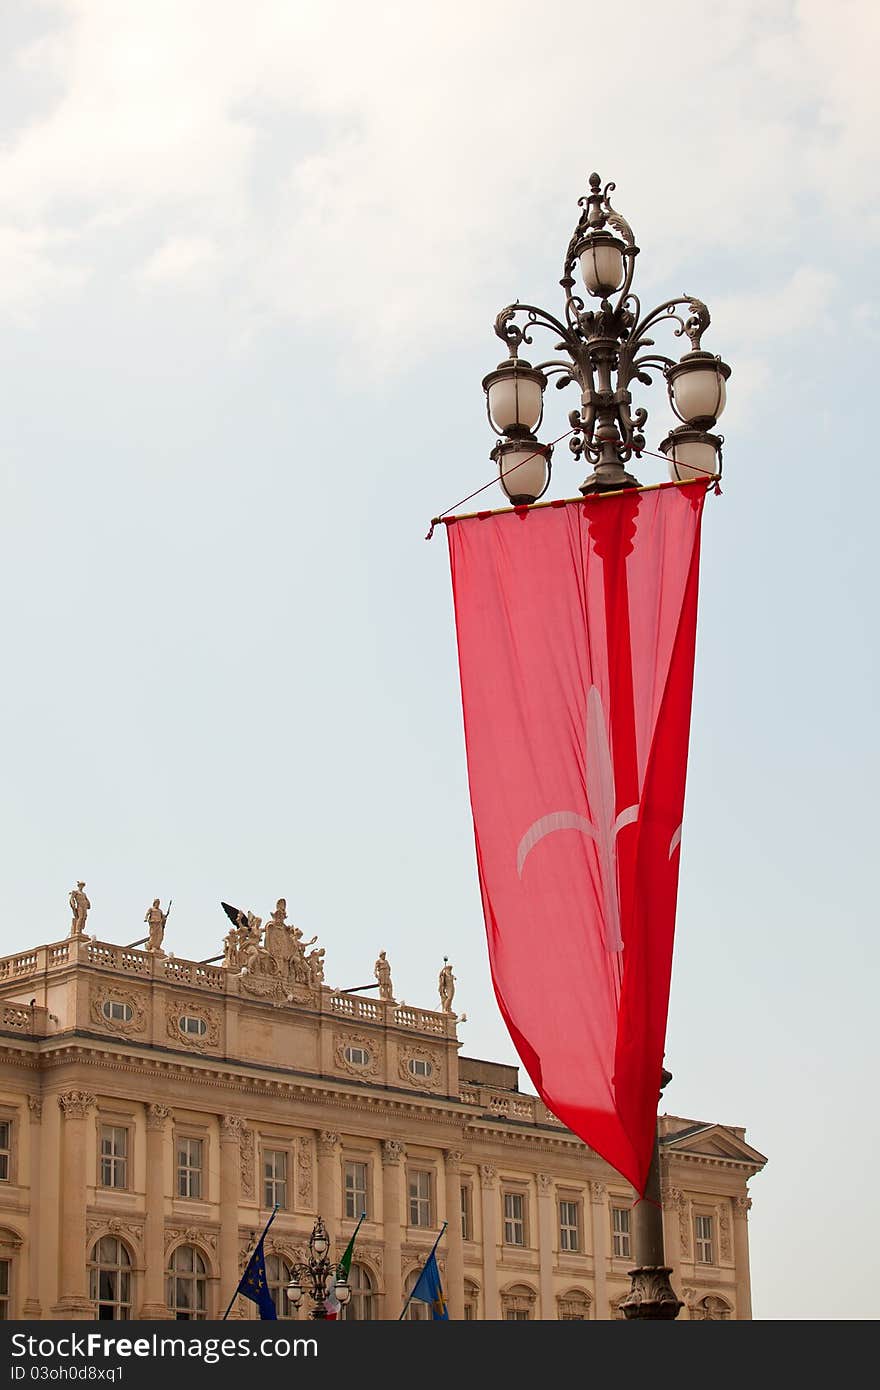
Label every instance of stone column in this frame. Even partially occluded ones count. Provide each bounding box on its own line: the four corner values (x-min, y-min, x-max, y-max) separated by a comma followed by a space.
52, 1090, 95, 1318
23, 1096, 42, 1317
316, 1131, 340, 1246
140, 1104, 171, 1318
536, 1173, 555, 1320
219, 1115, 243, 1318
732, 1195, 753, 1319
443, 1150, 465, 1321
589, 1182, 609, 1320
479, 1164, 500, 1320
381, 1140, 405, 1320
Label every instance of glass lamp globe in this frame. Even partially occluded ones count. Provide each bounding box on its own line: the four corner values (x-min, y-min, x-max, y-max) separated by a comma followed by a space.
490, 438, 552, 506
577, 231, 626, 297
666, 352, 731, 427
482, 357, 547, 437
659, 427, 722, 482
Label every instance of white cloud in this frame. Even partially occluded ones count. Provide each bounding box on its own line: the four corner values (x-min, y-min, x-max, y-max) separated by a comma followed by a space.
0, 0, 876, 370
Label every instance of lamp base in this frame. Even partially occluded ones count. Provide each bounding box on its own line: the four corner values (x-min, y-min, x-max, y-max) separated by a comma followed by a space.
619, 1267, 683, 1320
580, 467, 640, 495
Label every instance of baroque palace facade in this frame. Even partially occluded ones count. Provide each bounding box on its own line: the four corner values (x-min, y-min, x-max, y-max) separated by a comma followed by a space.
0, 899, 766, 1321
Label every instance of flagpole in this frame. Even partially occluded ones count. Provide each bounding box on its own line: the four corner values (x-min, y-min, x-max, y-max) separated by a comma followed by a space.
397, 1221, 447, 1321
222, 1203, 280, 1321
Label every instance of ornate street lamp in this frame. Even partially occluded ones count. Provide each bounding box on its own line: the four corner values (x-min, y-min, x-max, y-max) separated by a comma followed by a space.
483, 172, 730, 501
285, 1217, 351, 1320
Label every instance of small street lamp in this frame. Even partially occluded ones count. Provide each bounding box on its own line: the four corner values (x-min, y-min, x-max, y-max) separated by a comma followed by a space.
483, 172, 730, 501
285, 1217, 351, 1320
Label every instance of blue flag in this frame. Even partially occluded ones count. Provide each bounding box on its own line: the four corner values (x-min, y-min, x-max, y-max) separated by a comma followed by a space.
236, 1236, 277, 1320
410, 1250, 449, 1320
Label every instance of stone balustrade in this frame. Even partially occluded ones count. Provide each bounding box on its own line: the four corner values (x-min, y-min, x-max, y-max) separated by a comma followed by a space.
458, 1084, 567, 1129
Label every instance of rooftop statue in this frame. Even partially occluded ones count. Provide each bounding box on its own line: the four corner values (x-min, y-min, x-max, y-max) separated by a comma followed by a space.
69, 882, 90, 937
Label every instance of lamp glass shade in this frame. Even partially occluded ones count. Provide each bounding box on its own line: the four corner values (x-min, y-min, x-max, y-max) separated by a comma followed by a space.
665, 435, 718, 482
579, 240, 625, 296
498, 445, 548, 504
335, 1278, 351, 1305
672, 365, 727, 424
312, 1234, 329, 1259
286, 1280, 303, 1307
487, 372, 544, 434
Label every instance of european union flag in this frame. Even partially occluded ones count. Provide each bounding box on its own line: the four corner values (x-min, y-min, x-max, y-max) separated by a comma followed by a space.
236, 1236, 277, 1320
410, 1250, 449, 1320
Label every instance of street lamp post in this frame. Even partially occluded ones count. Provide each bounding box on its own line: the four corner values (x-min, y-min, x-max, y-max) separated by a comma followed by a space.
483, 172, 730, 501
285, 1217, 351, 1320
483, 174, 729, 1319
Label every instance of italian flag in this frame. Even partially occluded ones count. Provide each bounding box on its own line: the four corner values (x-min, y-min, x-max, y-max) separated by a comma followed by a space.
324, 1213, 365, 1319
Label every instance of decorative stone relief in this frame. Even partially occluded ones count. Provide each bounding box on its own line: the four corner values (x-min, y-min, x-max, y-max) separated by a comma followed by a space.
590, 1181, 606, 1200
164, 1226, 218, 1255
86, 1217, 143, 1251
398, 1043, 443, 1092
296, 1136, 313, 1206
316, 1131, 339, 1156
734, 1195, 752, 1219
27, 1095, 42, 1121
240, 1126, 255, 1199
90, 985, 148, 1036
537, 1173, 554, 1195
480, 1164, 497, 1188
221, 1114, 244, 1142
382, 1140, 405, 1167
58, 1091, 95, 1119
334, 1031, 380, 1079
718, 1204, 732, 1261
164, 1000, 220, 1052
146, 1103, 172, 1131
443, 1150, 462, 1172
670, 1188, 690, 1256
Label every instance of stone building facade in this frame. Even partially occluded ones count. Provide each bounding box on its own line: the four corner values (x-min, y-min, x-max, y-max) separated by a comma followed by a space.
0, 917, 765, 1320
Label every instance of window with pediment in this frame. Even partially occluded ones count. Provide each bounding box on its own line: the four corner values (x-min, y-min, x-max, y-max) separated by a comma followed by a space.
89, 1236, 132, 1320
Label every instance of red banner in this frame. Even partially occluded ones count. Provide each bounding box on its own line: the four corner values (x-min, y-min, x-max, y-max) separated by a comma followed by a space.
446, 481, 708, 1192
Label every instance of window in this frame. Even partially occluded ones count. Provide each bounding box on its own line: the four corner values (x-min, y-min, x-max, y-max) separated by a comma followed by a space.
343, 1046, 370, 1066
460, 1183, 472, 1241
408, 1058, 432, 1078
695, 1214, 714, 1264
408, 1169, 432, 1227
612, 1206, 631, 1258
178, 1016, 207, 1037
503, 1191, 526, 1247
404, 1268, 431, 1320
263, 1149, 288, 1210
167, 1244, 208, 1319
0, 1122, 10, 1183
265, 1254, 293, 1319
101, 1000, 132, 1023
342, 1262, 375, 1321
176, 1136, 204, 1199
0, 1260, 9, 1320
89, 1237, 132, 1320
559, 1199, 579, 1252
344, 1161, 369, 1221
99, 1126, 128, 1190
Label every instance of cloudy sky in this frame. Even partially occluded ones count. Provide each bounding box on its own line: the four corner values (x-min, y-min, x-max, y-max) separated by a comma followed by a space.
1, 0, 877, 1319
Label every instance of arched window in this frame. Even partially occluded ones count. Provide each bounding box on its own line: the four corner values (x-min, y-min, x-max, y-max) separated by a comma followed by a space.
342, 1262, 375, 1321
693, 1294, 731, 1321
166, 1244, 208, 1319
88, 1237, 132, 1320
501, 1282, 536, 1321
265, 1253, 293, 1320
404, 1267, 431, 1320
463, 1278, 480, 1321
557, 1288, 592, 1320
